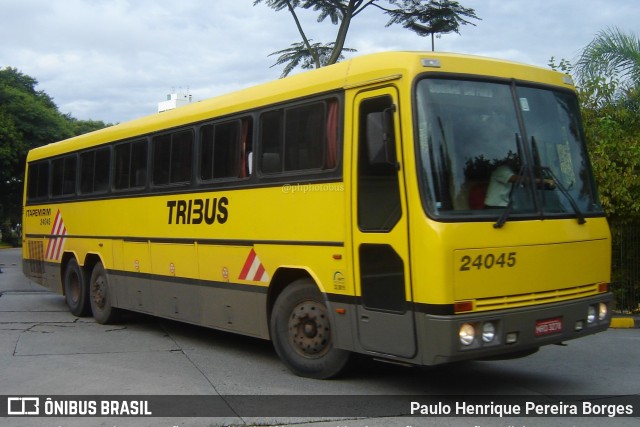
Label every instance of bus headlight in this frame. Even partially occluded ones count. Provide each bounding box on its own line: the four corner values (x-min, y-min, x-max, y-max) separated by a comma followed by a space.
598, 303, 608, 321
587, 305, 596, 324
459, 323, 475, 346
482, 322, 496, 343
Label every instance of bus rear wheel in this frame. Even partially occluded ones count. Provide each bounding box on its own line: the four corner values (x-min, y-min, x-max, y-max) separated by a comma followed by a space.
63, 258, 91, 317
270, 279, 350, 379
89, 262, 120, 324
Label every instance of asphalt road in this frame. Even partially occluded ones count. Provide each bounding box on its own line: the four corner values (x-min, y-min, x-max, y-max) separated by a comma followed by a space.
1, 247, 639, 427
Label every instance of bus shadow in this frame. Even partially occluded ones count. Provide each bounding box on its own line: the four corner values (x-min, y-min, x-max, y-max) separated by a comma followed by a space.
346, 354, 582, 395
119, 310, 579, 394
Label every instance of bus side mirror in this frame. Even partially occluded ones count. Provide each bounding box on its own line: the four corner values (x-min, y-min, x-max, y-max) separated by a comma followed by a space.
366, 108, 397, 165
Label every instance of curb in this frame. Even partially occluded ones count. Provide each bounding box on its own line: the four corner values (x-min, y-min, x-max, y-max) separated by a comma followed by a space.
610, 317, 640, 329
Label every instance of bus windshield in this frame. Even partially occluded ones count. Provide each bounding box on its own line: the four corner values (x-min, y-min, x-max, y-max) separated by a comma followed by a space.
415, 78, 604, 221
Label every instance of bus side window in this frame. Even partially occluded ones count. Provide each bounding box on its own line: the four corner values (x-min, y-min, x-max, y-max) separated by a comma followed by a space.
258, 99, 336, 175
27, 161, 50, 201
152, 131, 192, 186
80, 147, 110, 194
284, 102, 325, 171
357, 96, 402, 231
52, 155, 77, 197
259, 110, 283, 174
115, 139, 148, 190
200, 120, 243, 181
170, 130, 193, 184
130, 139, 148, 188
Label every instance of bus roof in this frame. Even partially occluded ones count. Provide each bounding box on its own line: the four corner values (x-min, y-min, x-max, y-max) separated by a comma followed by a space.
27, 51, 574, 162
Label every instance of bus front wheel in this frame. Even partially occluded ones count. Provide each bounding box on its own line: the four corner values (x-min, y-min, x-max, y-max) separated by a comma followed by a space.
270, 279, 350, 379
89, 262, 120, 324
63, 258, 91, 317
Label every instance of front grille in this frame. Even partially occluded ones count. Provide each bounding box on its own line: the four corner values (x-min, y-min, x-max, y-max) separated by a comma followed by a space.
474, 284, 600, 311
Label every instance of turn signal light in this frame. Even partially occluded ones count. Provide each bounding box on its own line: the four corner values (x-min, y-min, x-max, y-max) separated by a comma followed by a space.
454, 301, 473, 313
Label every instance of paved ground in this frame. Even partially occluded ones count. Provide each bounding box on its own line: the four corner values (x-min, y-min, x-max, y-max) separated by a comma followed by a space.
1, 248, 639, 427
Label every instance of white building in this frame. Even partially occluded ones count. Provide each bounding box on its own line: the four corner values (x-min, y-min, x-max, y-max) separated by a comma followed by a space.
158, 90, 192, 113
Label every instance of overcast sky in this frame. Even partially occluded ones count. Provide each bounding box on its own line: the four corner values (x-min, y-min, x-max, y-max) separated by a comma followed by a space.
1, 0, 637, 124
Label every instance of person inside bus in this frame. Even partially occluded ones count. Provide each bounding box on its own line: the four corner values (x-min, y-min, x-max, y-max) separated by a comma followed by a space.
484, 164, 518, 208
484, 160, 556, 208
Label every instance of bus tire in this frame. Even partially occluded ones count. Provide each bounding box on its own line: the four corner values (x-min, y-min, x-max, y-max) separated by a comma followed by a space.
270, 279, 350, 379
89, 262, 120, 324
63, 258, 91, 317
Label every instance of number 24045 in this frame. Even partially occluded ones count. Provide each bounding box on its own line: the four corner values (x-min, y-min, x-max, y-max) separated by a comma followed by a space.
459, 252, 517, 272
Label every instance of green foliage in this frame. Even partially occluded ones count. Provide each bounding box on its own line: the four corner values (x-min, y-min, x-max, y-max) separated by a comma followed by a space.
550, 40, 640, 223
0, 67, 73, 227
268, 41, 356, 77
583, 97, 640, 221
384, 0, 479, 36
255, 0, 479, 77
0, 67, 111, 233
553, 29, 640, 311
65, 114, 113, 136
573, 73, 640, 222
575, 27, 640, 90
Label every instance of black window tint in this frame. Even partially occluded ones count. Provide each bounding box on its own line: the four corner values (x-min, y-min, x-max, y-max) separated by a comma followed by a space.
200, 121, 241, 181
171, 130, 193, 183
153, 130, 193, 185
284, 102, 325, 171
260, 110, 283, 174
213, 121, 240, 178
115, 139, 147, 190
200, 125, 215, 180
259, 101, 328, 174
153, 134, 171, 185
27, 161, 49, 200
94, 148, 111, 192
130, 139, 148, 188
114, 143, 130, 189
80, 151, 95, 194
357, 95, 402, 231
51, 158, 63, 197
52, 156, 76, 197
80, 147, 110, 194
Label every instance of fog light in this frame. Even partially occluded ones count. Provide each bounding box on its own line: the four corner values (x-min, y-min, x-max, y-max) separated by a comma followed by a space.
575, 320, 584, 331
482, 322, 496, 343
598, 303, 608, 321
506, 332, 518, 344
459, 323, 475, 346
587, 305, 596, 324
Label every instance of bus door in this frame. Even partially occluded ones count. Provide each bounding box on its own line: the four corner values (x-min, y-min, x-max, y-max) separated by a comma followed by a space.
352, 88, 416, 358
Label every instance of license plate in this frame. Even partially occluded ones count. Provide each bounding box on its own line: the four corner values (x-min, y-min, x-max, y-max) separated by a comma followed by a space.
535, 317, 563, 336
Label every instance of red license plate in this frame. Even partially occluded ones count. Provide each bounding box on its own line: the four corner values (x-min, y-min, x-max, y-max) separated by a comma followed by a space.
535, 317, 563, 336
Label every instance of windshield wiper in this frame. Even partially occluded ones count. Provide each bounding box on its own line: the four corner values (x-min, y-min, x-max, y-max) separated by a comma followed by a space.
493, 161, 526, 229
541, 166, 586, 225
494, 134, 527, 229
530, 136, 586, 225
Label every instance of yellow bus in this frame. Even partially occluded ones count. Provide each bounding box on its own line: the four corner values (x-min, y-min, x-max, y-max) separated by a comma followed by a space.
22, 52, 612, 379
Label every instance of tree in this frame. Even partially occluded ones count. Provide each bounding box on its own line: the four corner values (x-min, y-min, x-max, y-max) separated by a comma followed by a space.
550, 29, 640, 221
552, 31, 640, 311
574, 27, 640, 92
254, 0, 480, 77
550, 64, 640, 223
0, 67, 112, 238
64, 115, 113, 136
0, 68, 72, 228
570, 29, 640, 221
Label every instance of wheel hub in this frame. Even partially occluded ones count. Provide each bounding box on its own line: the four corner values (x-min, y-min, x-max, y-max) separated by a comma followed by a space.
288, 300, 331, 357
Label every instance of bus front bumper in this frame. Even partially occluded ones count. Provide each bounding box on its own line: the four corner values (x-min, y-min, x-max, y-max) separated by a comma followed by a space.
418, 293, 612, 365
